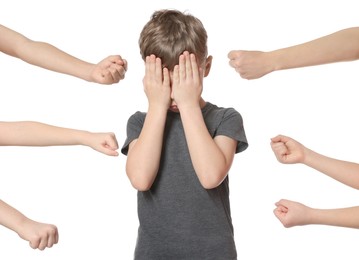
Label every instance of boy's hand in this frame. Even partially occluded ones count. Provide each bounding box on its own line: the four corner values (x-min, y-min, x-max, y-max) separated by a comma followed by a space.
91, 55, 128, 84
270, 135, 306, 164
18, 219, 59, 250
143, 55, 171, 110
87, 132, 119, 156
172, 51, 203, 110
273, 199, 312, 228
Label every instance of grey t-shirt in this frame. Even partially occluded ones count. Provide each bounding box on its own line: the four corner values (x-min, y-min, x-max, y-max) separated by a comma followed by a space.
121, 102, 248, 260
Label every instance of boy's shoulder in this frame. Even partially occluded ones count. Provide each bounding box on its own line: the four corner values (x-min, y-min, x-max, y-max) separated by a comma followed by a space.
128, 110, 147, 120
206, 101, 237, 110
205, 102, 242, 118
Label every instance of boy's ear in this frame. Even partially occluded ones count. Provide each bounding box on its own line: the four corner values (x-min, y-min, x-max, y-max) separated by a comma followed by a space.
204, 55, 213, 77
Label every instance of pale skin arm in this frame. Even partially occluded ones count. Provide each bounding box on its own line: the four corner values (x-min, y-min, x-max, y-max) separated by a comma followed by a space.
173, 52, 237, 189
274, 199, 359, 229
0, 200, 58, 250
0, 121, 119, 156
228, 27, 359, 79
126, 55, 170, 191
0, 24, 127, 84
270, 134, 359, 189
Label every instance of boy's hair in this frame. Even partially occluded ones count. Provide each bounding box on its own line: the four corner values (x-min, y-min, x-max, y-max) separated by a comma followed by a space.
139, 9, 208, 71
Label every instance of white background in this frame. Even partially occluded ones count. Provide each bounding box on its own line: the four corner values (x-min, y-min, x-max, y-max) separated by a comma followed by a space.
1, 0, 358, 259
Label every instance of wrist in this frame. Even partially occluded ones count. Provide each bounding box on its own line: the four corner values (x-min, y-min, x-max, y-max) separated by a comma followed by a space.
268, 50, 283, 72
178, 103, 202, 117
304, 206, 317, 225
302, 147, 316, 167
177, 98, 204, 112
79, 62, 96, 82
13, 214, 31, 236
178, 103, 200, 113
148, 103, 169, 113
76, 130, 92, 147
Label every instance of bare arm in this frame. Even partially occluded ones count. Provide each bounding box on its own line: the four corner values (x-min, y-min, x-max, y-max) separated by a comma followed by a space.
174, 52, 236, 189
272, 27, 359, 70
0, 121, 119, 156
274, 199, 359, 229
311, 207, 359, 229
126, 108, 167, 191
0, 24, 127, 84
180, 107, 237, 189
0, 200, 58, 249
271, 134, 359, 189
126, 55, 170, 191
303, 148, 359, 190
228, 27, 359, 79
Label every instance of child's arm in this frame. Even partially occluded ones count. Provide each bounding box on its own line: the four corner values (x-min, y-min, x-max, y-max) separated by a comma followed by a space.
228, 27, 359, 79
0, 121, 119, 156
0, 200, 58, 250
0, 24, 127, 84
125, 55, 170, 191
271, 134, 359, 190
180, 112, 237, 189
274, 199, 359, 229
173, 52, 237, 189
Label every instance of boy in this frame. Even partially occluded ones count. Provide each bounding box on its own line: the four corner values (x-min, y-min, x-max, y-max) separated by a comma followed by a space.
121, 9, 248, 259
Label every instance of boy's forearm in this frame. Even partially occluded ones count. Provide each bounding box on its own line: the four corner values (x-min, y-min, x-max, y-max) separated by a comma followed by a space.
126, 108, 167, 190
180, 107, 229, 189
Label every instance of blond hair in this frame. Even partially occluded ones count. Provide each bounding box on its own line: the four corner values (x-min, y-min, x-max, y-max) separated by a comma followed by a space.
139, 9, 208, 70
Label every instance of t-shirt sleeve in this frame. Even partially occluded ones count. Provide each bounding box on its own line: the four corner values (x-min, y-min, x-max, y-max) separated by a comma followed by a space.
215, 108, 248, 154
121, 111, 146, 156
